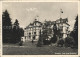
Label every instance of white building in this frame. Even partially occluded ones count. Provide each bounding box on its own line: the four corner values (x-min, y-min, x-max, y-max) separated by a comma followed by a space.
24, 19, 42, 41
43, 18, 70, 40
24, 18, 70, 42
56, 18, 70, 39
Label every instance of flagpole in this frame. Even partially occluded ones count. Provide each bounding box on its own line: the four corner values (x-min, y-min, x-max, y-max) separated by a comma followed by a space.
60, 9, 64, 19
60, 9, 62, 19
60, 10, 61, 18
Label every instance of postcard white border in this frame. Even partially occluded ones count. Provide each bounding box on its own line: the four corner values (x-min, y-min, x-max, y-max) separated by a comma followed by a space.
0, 0, 80, 57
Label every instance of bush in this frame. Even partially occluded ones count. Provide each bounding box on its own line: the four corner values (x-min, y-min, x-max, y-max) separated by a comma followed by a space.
50, 34, 57, 43
57, 39, 64, 47
65, 36, 75, 47
19, 41, 23, 46
43, 40, 50, 45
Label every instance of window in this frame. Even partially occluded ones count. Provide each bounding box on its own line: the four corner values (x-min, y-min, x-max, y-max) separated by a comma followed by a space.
29, 33, 31, 35
35, 23, 36, 25
29, 36, 31, 39
33, 36, 35, 40
34, 32, 36, 35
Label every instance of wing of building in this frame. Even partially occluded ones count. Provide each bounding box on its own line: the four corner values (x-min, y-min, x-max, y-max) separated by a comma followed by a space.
56, 18, 70, 39
24, 19, 42, 41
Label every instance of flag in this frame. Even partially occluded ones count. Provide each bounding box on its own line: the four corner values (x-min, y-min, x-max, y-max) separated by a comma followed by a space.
60, 9, 63, 13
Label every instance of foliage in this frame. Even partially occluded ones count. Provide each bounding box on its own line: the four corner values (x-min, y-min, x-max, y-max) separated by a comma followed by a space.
53, 24, 57, 35
42, 22, 52, 45
50, 23, 58, 43
37, 30, 43, 47
19, 41, 23, 46
50, 34, 57, 43
73, 15, 78, 47
2, 10, 12, 43
70, 15, 78, 48
65, 36, 75, 47
2, 10, 24, 43
57, 39, 64, 47
12, 19, 24, 43
2, 10, 12, 26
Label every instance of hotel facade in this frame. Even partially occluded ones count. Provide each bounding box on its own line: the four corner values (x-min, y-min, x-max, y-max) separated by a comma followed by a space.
24, 19, 42, 41
24, 18, 70, 41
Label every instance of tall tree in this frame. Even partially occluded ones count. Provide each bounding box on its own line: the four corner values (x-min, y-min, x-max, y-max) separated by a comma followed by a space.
73, 15, 78, 47
12, 19, 21, 43
37, 30, 43, 47
19, 28, 24, 37
70, 15, 78, 48
2, 10, 12, 43
2, 10, 12, 26
41, 21, 53, 45
12, 19, 24, 43
50, 23, 57, 43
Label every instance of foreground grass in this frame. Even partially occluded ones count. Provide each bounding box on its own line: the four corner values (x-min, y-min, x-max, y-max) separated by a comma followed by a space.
3, 41, 78, 55
3, 46, 78, 55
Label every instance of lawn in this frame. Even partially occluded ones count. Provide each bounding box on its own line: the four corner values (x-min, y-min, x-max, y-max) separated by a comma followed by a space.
3, 42, 78, 55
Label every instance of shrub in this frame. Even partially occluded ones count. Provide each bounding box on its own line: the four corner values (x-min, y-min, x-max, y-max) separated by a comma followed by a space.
65, 36, 75, 47
57, 39, 64, 47
43, 40, 50, 45
19, 41, 23, 46
50, 34, 57, 43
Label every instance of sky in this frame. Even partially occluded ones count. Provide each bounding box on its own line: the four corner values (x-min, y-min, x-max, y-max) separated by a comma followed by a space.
2, 2, 78, 31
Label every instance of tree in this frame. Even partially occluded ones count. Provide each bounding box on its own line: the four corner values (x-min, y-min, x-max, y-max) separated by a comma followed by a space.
53, 23, 57, 35
37, 30, 43, 47
50, 34, 57, 43
50, 23, 57, 43
2, 10, 12, 43
57, 38, 64, 47
19, 28, 24, 37
65, 36, 75, 47
42, 29, 50, 45
12, 19, 21, 43
2, 10, 12, 26
2, 10, 24, 43
73, 15, 78, 47
70, 15, 78, 48
41, 21, 53, 45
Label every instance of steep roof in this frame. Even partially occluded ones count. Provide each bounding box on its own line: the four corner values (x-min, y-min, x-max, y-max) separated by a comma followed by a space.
56, 18, 68, 23
33, 20, 42, 25
25, 20, 42, 29
56, 18, 70, 26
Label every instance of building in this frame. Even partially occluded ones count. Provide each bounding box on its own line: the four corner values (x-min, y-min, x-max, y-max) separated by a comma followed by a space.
42, 18, 70, 40
24, 18, 70, 42
24, 19, 42, 41
56, 18, 70, 39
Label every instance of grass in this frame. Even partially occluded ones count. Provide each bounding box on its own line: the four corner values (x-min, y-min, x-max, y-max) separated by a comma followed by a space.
3, 41, 78, 55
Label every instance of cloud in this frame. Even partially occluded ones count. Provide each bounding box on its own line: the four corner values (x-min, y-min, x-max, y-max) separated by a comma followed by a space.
26, 8, 38, 12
